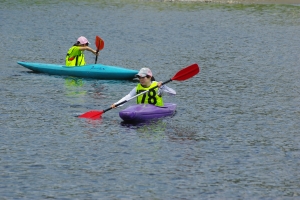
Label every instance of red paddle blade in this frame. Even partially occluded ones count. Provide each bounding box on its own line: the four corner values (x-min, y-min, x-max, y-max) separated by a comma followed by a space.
95, 36, 104, 51
171, 63, 200, 81
78, 110, 104, 119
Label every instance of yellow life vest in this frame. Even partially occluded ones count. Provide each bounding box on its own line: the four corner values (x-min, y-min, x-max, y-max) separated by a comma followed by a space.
65, 46, 86, 67
136, 81, 164, 106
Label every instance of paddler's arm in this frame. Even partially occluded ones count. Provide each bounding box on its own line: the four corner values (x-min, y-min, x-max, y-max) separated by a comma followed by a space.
157, 81, 176, 96
78, 46, 99, 56
111, 87, 136, 109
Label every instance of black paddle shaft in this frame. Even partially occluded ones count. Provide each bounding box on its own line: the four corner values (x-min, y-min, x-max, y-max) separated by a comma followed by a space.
95, 50, 99, 64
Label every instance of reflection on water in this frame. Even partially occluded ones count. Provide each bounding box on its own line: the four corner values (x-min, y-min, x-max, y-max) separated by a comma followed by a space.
89, 82, 107, 99
64, 77, 108, 108
122, 118, 200, 142
64, 77, 86, 96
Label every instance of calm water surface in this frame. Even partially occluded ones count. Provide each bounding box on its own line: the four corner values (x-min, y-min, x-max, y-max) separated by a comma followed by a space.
1, 0, 300, 199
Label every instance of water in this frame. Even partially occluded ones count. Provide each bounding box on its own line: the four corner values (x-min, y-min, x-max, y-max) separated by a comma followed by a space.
1, 0, 300, 199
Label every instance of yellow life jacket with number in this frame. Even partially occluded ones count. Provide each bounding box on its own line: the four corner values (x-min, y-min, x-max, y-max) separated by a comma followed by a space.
65, 46, 85, 67
136, 81, 164, 106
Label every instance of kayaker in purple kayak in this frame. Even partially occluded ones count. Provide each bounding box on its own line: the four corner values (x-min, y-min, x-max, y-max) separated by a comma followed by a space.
65, 36, 99, 67
111, 68, 176, 108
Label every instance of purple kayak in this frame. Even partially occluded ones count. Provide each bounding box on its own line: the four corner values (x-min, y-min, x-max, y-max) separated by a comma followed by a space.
119, 103, 176, 122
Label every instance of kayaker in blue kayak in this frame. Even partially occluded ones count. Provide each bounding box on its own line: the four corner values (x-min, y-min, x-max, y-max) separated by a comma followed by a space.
65, 36, 99, 67
111, 68, 176, 108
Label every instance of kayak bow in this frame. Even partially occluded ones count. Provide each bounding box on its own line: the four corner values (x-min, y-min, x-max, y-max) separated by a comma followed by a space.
119, 103, 176, 122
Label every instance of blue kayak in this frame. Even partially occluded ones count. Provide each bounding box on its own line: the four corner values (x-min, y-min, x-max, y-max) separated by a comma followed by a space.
119, 103, 177, 122
17, 61, 138, 80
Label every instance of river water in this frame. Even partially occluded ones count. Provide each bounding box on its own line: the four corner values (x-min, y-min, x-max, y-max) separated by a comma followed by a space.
1, 0, 300, 199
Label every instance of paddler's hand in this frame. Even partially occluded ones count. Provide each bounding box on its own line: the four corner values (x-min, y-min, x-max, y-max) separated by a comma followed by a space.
80, 46, 99, 56
157, 81, 163, 88
111, 104, 117, 109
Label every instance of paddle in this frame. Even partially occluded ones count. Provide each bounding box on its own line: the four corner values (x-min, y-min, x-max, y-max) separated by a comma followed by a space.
78, 63, 200, 120
94, 35, 104, 64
